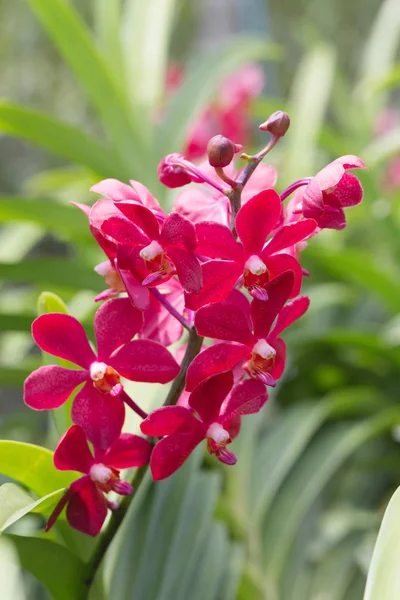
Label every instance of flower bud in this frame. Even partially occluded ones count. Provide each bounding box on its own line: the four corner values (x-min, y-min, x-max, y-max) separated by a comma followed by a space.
158, 153, 193, 188
207, 135, 241, 168
259, 111, 290, 137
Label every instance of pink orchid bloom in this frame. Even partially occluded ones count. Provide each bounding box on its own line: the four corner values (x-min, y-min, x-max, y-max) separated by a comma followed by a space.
294, 155, 366, 230
141, 371, 267, 480
46, 426, 151, 536
24, 298, 180, 449
187, 272, 309, 390
185, 189, 316, 310
101, 205, 203, 294
90, 178, 164, 216
174, 161, 277, 226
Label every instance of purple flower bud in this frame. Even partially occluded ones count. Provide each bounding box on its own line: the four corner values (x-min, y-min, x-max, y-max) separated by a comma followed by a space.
259, 111, 290, 137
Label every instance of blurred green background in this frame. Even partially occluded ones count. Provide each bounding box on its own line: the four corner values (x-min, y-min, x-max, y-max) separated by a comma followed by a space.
1, 0, 400, 598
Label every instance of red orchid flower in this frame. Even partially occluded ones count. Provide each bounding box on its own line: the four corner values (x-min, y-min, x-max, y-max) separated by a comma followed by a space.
187, 272, 309, 390
24, 298, 179, 449
141, 371, 267, 480
185, 189, 316, 310
101, 203, 203, 294
46, 425, 151, 536
294, 155, 366, 230
174, 161, 277, 226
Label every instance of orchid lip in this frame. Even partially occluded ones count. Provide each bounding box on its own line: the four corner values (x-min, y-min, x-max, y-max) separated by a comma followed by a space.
90, 361, 108, 381
206, 422, 230, 445
90, 463, 112, 484
252, 339, 276, 359
140, 240, 163, 261
244, 255, 267, 275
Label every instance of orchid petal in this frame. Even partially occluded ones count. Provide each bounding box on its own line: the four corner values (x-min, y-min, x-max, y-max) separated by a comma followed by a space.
66, 480, 108, 536
263, 253, 303, 297
90, 178, 140, 201
140, 406, 204, 436
109, 339, 180, 383
71, 383, 125, 451
24, 366, 87, 410
186, 342, 250, 391
221, 379, 267, 424
115, 202, 160, 240
236, 189, 282, 254
264, 219, 317, 256
54, 425, 94, 473
32, 314, 95, 368
94, 297, 143, 360
251, 271, 294, 338
160, 212, 197, 251
195, 301, 254, 345
101, 434, 151, 468
270, 296, 310, 339
149, 433, 204, 480
117, 265, 150, 311
328, 172, 363, 208
184, 260, 241, 310
101, 215, 150, 245
166, 247, 202, 294
270, 337, 286, 380
189, 371, 234, 424
195, 222, 243, 260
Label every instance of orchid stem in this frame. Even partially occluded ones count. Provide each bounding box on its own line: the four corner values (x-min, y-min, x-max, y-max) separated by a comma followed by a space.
279, 178, 311, 202
149, 287, 191, 331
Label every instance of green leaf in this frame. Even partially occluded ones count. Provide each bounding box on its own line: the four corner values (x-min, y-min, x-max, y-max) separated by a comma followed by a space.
0, 483, 65, 533
0, 196, 91, 243
122, 0, 177, 119
363, 486, 400, 600
306, 246, 400, 314
157, 36, 280, 158
6, 534, 85, 600
0, 103, 126, 179
362, 126, 400, 166
0, 258, 102, 292
0, 440, 76, 496
284, 44, 336, 182
94, 0, 125, 85
37, 292, 69, 316
26, 0, 148, 180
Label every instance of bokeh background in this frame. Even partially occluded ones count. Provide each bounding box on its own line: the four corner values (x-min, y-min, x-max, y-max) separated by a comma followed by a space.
1, 0, 400, 598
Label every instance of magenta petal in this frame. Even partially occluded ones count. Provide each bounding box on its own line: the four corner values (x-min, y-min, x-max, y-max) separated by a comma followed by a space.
90, 178, 140, 201
332, 155, 366, 171
186, 342, 250, 392
270, 296, 310, 339
166, 247, 202, 294
251, 271, 294, 338
67, 480, 108, 536
264, 219, 317, 256
149, 433, 203, 480
185, 260, 241, 310
195, 301, 254, 345
329, 172, 363, 208
316, 205, 346, 230
264, 253, 303, 298
302, 178, 325, 218
236, 189, 282, 254
109, 339, 180, 383
189, 371, 234, 425
32, 314, 96, 368
71, 383, 125, 451
54, 425, 94, 473
24, 366, 87, 410
101, 215, 150, 246
117, 266, 150, 311
195, 222, 243, 260
101, 434, 151, 468
216, 448, 237, 466
94, 297, 143, 360
115, 202, 160, 240
221, 379, 267, 423
141, 288, 184, 347
270, 337, 286, 380
141, 406, 204, 436
315, 162, 344, 191
160, 212, 197, 251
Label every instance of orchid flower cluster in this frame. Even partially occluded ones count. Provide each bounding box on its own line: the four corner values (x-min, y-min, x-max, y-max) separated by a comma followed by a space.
23, 110, 366, 537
